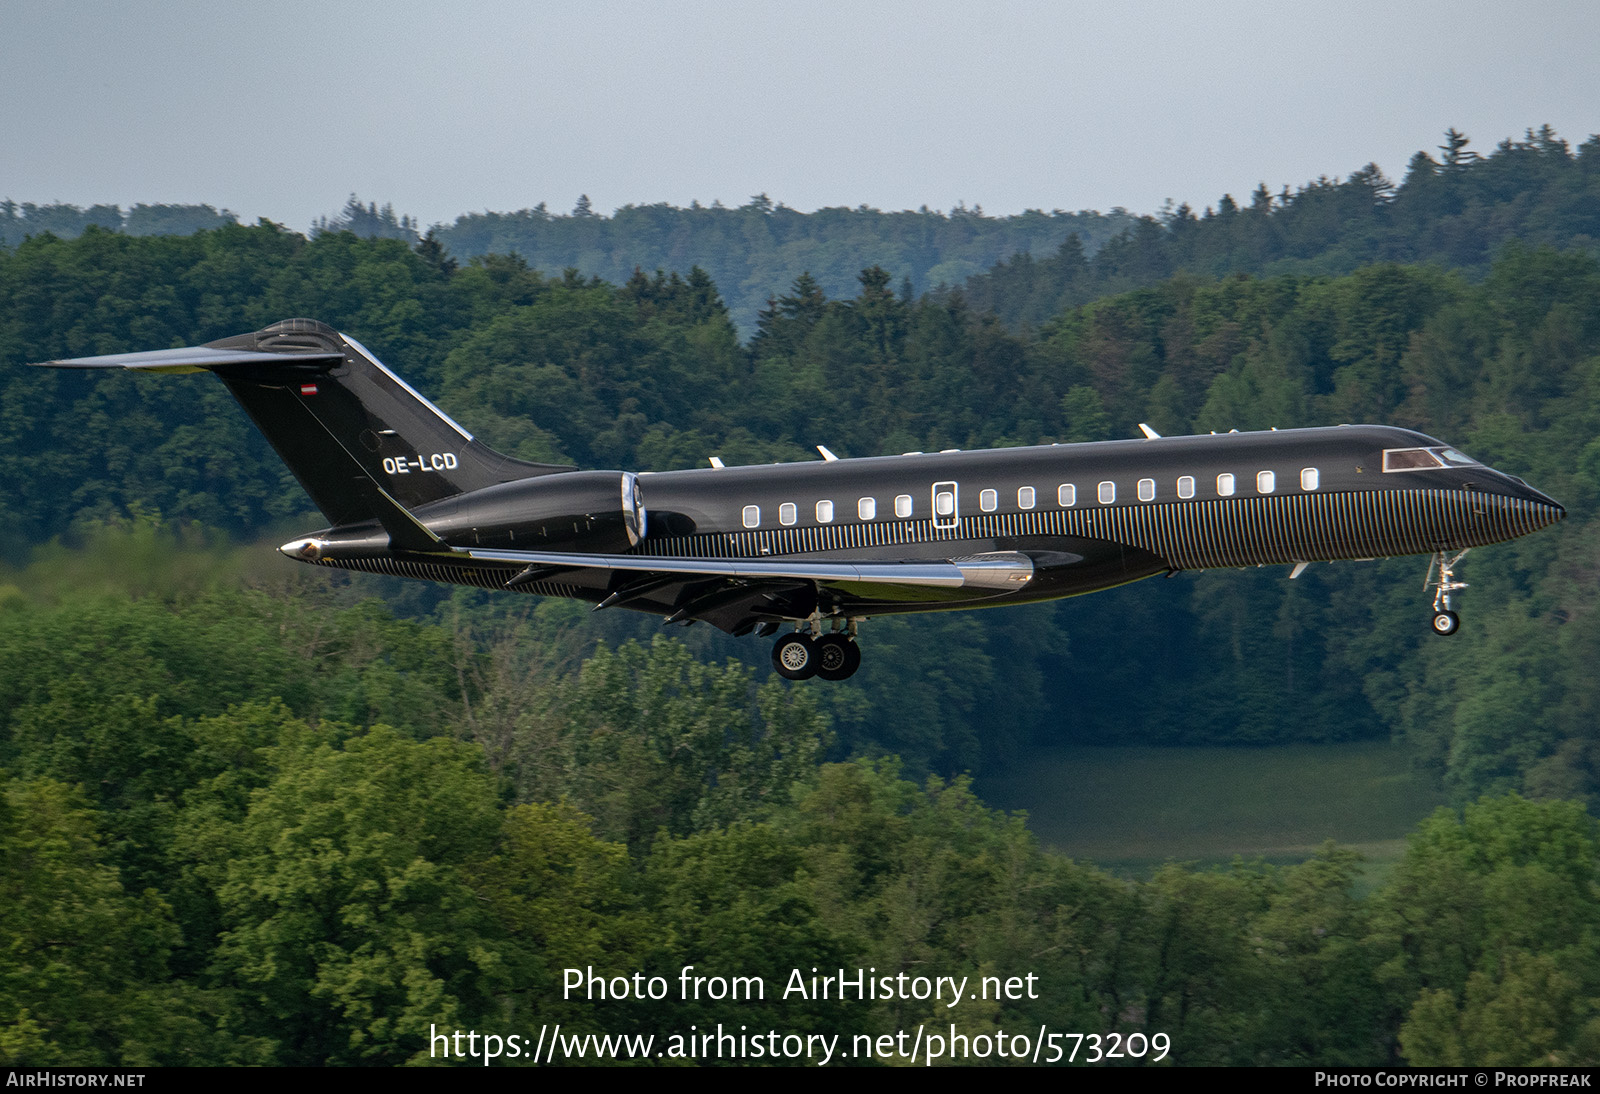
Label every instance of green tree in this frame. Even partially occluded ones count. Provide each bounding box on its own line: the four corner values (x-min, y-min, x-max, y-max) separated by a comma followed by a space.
184, 726, 506, 1064
0, 777, 214, 1065
1370, 796, 1600, 1065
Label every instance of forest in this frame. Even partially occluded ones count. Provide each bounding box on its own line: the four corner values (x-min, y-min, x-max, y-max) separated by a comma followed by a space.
2, 127, 1598, 1065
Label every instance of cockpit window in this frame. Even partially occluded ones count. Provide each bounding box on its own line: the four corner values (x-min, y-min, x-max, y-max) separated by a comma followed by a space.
1383, 449, 1440, 471
1383, 446, 1481, 473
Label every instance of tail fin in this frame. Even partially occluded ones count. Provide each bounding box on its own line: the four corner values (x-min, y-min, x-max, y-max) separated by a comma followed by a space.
38, 318, 572, 526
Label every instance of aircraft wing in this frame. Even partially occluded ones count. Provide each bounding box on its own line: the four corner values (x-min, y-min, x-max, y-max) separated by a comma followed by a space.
460, 546, 1036, 591
453, 546, 1041, 633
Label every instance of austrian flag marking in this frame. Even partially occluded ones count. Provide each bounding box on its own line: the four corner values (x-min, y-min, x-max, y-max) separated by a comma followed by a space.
300, 383, 318, 396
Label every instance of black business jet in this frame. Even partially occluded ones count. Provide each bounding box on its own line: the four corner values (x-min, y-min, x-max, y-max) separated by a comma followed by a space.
38, 318, 1565, 681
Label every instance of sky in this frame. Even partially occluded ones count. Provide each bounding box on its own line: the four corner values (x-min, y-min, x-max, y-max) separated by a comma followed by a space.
5, 0, 1599, 233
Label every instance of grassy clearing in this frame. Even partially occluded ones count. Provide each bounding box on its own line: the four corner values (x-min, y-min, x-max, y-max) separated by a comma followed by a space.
974, 740, 1447, 881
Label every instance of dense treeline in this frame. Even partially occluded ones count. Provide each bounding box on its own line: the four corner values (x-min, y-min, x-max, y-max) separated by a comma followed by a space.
0, 201, 238, 245
961, 126, 1600, 330
2, 544, 1595, 1065
1, 222, 1594, 799
432, 198, 1135, 335
11, 127, 1595, 339
0, 193, 1134, 337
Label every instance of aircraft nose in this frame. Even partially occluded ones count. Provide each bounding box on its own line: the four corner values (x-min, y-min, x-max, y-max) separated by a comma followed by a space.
1513, 483, 1565, 529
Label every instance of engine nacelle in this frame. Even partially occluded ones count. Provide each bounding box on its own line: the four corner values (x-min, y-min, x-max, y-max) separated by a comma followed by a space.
415, 469, 647, 552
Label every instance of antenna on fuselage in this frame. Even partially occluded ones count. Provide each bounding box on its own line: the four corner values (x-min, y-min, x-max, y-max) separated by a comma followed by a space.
816, 445, 840, 461
708, 456, 725, 469
1138, 423, 1162, 440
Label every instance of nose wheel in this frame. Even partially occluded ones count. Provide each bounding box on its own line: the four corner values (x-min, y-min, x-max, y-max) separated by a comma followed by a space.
1425, 549, 1469, 637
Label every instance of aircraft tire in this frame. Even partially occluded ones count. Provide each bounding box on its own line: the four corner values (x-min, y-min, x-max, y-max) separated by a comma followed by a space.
814, 633, 861, 681
1431, 610, 1460, 636
772, 633, 819, 679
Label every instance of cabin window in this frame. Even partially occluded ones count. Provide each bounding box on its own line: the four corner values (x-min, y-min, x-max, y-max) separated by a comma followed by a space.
742, 505, 760, 528
1058, 483, 1076, 507
816, 500, 834, 523
1177, 475, 1195, 499
935, 490, 955, 517
1138, 478, 1155, 502
1257, 470, 1276, 494
858, 497, 876, 520
1098, 481, 1116, 504
1018, 486, 1036, 510
1301, 467, 1320, 491
894, 494, 913, 518
980, 488, 998, 512
779, 502, 797, 526
1217, 473, 1236, 497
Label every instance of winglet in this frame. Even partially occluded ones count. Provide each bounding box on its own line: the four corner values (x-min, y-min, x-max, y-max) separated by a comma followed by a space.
817, 445, 840, 462
1138, 423, 1162, 440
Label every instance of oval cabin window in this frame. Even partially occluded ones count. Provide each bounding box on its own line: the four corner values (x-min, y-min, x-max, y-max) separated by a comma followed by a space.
894, 494, 913, 518
1177, 475, 1195, 499
779, 502, 797, 526
979, 489, 998, 512
742, 505, 760, 528
1138, 478, 1155, 502
1301, 467, 1320, 491
858, 497, 876, 520
1217, 473, 1236, 497
1098, 481, 1115, 504
1257, 470, 1276, 494
1058, 483, 1076, 507
816, 500, 834, 523
1018, 486, 1036, 510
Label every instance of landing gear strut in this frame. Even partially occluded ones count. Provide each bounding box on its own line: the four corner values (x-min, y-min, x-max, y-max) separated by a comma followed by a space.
1425, 549, 1469, 637
771, 616, 863, 681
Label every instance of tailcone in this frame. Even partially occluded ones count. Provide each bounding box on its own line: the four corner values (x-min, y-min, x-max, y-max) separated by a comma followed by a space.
279, 537, 328, 561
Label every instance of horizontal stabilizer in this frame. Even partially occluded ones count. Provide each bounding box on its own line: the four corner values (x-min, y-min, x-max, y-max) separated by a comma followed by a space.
35, 346, 344, 373
31, 319, 574, 528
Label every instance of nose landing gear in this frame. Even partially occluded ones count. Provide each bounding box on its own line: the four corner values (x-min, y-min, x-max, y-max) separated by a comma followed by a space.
771, 617, 863, 680
1426, 549, 1469, 636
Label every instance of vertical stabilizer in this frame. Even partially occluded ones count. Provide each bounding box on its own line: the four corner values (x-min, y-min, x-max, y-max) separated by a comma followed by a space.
203, 319, 571, 525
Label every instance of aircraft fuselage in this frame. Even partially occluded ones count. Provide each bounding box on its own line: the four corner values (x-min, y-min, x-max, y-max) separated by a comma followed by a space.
302, 424, 1562, 623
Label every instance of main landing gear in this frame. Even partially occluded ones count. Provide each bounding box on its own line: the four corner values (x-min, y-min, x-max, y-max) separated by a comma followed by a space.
1425, 548, 1469, 637
771, 618, 863, 681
